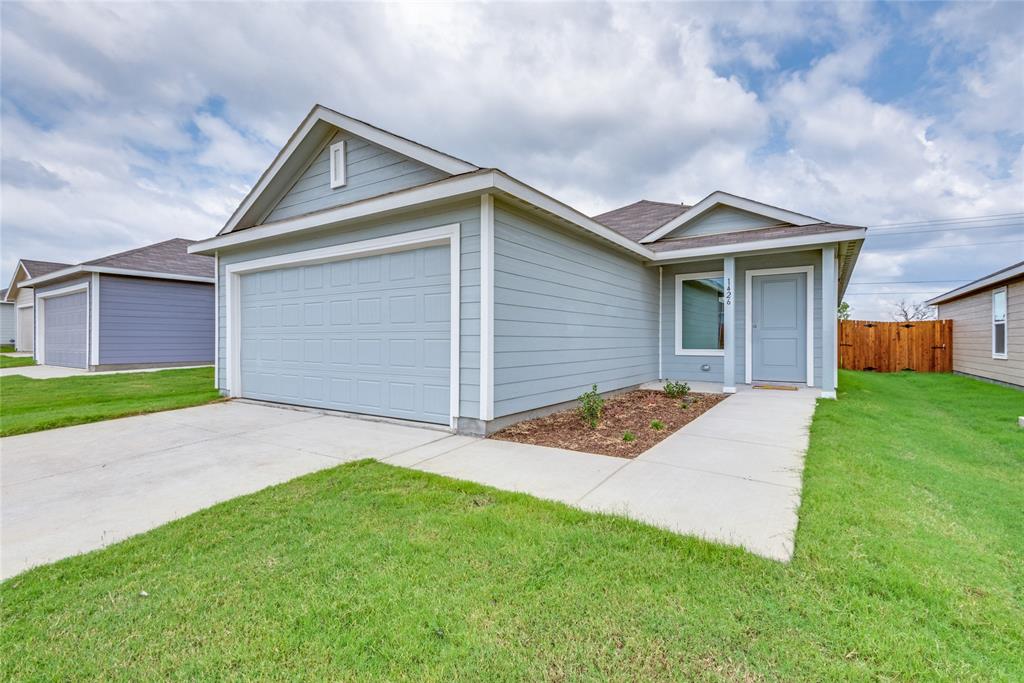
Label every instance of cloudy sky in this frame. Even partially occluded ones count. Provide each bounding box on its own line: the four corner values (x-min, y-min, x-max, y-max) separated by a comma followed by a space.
2, 1, 1022, 318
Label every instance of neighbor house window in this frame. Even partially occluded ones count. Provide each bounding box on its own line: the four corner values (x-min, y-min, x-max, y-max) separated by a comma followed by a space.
329, 140, 346, 189
993, 286, 1008, 359
675, 272, 725, 356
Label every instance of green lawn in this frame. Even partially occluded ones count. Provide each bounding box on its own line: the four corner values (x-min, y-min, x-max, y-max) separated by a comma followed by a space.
0, 344, 15, 353
0, 355, 35, 368
2, 372, 1022, 680
0, 367, 222, 436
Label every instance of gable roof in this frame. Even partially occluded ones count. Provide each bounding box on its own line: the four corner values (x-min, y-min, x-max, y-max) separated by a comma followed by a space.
640, 190, 821, 243
3, 259, 71, 301
593, 200, 690, 242
22, 238, 214, 288
926, 260, 1024, 306
219, 104, 479, 236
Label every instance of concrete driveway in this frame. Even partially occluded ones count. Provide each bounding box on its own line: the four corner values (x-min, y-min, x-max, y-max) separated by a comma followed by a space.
1, 387, 817, 578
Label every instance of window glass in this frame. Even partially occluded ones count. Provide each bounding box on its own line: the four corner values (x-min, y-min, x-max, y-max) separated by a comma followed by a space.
680, 277, 724, 350
994, 289, 1008, 356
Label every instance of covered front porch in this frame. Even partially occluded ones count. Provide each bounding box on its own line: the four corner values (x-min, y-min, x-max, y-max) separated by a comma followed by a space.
655, 246, 843, 398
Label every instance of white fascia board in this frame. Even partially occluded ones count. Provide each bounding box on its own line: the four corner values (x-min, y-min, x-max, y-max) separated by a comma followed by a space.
219, 105, 479, 236
24, 266, 215, 288
641, 191, 822, 244
3, 262, 30, 302
927, 262, 1024, 306
648, 228, 866, 262
190, 170, 657, 260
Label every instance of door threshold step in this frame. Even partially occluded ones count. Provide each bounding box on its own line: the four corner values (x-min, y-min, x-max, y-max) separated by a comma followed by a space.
752, 385, 799, 391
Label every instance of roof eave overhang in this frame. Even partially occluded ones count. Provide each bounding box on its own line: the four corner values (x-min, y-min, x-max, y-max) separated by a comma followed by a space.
3, 262, 30, 302
647, 228, 867, 263
926, 262, 1024, 305
190, 170, 658, 260
23, 266, 215, 288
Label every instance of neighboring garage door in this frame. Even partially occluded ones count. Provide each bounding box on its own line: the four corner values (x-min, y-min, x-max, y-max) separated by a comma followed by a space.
17, 306, 34, 352
239, 245, 451, 424
43, 292, 88, 368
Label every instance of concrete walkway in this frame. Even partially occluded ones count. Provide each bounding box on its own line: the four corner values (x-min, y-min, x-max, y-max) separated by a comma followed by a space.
1, 386, 818, 578
0, 364, 212, 379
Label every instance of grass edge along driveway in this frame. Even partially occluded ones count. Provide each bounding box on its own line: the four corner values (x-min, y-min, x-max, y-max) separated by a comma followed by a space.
2, 371, 1022, 680
0, 367, 222, 437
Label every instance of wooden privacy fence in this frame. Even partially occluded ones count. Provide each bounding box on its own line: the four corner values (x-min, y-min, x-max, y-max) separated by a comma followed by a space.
839, 320, 953, 372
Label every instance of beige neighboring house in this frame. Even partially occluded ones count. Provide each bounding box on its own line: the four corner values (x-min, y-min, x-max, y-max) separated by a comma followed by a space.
3, 259, 70, 352
927, 260, 1023, 389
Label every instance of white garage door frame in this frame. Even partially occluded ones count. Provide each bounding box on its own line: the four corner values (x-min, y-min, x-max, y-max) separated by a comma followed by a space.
35, 280, 91, 367
224, 223, 461, 428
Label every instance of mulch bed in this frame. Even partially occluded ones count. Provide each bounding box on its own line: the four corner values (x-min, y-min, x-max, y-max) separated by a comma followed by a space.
490, 389, 729, 458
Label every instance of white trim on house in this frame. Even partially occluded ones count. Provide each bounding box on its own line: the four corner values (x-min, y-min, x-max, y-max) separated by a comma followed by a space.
744, 265, 815, 387
16, 303, 33, 309
927, 262, 1024, 306
23, 266, 215, 289
723, 256, 736, 393
192, 170, 656, 260
674, 271, 726, 357
219, 104, 479, 235
479, 193, 495, 421
821, 245, 837, 399
3, 262, 31, 303
214, 251, 220, 390
35, 280, 90, 367
223, 224, 462, 429
658, 266, 663, 380
329, 140, 347, 189
992, 286, 1008, 360
640, 191, 821, 244
650, 229, 866, 262
89, 273, 100, 366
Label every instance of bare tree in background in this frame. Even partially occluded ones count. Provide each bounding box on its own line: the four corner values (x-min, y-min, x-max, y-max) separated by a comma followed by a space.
892, 299, 936, 322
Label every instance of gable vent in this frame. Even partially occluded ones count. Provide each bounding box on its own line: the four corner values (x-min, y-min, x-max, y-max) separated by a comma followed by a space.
329, 140, 346, 189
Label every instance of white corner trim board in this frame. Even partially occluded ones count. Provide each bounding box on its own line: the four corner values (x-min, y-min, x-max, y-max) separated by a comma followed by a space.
222, 223, 462, 429
744, 265, 815, 387
89, 273, 100, 366
214, 251, 220, 390
479, 194, 495, 421
674, 271, 726, 357
35, 280, 90, 367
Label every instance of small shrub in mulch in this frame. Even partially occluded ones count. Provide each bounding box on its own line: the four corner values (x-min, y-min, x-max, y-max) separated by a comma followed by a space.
491, 390, 729, 458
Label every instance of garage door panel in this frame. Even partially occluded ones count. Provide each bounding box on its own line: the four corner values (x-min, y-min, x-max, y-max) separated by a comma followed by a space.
239, 245, 450, 424
43, 291, 88, 369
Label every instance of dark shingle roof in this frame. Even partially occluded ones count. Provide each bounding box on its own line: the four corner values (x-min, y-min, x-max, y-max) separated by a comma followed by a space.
592, 200, 690, 242
84, 238, 214, 278
21, 259, 71, 278
647, 223, 861, 252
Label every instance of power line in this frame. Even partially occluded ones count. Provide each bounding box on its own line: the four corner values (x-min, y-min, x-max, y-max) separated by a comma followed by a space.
866, 239, 1024, 251
844, 292, 947, 295
866, 222, 1023, 237
865, 212, 1024, 229
848, 280, 969, 284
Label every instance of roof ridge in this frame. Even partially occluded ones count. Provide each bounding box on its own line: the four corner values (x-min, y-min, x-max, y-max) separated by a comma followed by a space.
84, 237, 196, 266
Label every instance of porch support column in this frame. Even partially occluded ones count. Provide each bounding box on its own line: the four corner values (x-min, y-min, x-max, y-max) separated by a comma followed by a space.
821, 245, 837, 399
723, 256, 736, 393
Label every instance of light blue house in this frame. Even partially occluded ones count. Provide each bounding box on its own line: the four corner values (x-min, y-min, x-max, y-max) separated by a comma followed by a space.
19, 239, 215, 370
189, 105, 866, 434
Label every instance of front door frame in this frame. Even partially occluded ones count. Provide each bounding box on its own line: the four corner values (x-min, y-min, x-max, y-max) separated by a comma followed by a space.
744, 265, 814, 386
223, 223, 462, 429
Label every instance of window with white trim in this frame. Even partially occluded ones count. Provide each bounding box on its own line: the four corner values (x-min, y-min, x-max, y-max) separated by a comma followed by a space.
675, 272, 725, 355
992, 286, 1007, 359
329, 140, 346, 189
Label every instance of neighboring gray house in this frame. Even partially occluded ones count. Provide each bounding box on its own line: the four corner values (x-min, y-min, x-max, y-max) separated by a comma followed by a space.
0, 289, 14, 346
3, 259, 71, 352
188, 104, 866, 434
20, 239, 215, 370
927, 260, 1023, 388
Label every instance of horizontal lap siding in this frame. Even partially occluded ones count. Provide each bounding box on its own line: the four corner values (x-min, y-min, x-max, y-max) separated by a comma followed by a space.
0, 303, 15, 345
938, 279, 1023, 386
265, 131, 449, 223
493, 203, 658, 417
217, 201, 481, 417
98, 276, 214, 364
660, 261, 725, 382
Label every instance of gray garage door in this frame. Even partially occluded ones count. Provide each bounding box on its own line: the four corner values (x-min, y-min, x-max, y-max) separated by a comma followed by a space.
239, 245, 451, 424
44, 291, 88, 368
